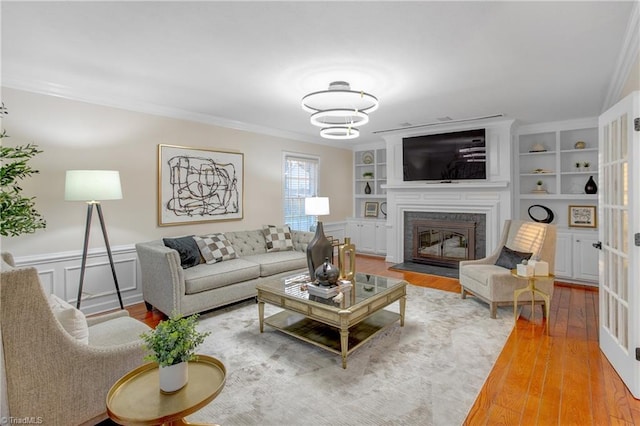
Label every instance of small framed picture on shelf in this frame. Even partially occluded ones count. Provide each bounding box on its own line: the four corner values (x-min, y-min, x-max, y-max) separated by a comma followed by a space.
568, 205, 597, 228
364, 201, 379, 218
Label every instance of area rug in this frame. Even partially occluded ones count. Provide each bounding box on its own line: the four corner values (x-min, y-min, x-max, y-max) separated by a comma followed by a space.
188, 285, 513, 425
390, 262, 460, 279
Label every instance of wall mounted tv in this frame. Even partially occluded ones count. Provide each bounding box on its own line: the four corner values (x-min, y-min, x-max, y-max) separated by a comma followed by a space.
402, 129, 486, 182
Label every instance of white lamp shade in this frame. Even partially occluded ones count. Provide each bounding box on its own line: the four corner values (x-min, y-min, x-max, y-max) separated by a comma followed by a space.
65, 170, 123, 201
305, 197, 330, 216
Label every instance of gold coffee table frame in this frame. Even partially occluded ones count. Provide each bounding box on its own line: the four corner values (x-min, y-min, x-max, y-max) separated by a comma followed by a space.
511, 270, 554, 334
107, 355, 226, 426
257, 273, 407, 369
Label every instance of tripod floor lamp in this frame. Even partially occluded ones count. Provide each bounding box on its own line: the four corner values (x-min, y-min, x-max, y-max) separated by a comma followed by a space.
65, 170, 124, 309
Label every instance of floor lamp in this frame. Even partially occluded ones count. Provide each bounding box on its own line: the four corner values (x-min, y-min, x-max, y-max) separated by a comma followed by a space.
304, 196, 332, 280
65, 170, 124, 309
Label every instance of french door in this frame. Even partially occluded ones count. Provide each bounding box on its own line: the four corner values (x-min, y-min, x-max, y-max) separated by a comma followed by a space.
598, 90, 639, 399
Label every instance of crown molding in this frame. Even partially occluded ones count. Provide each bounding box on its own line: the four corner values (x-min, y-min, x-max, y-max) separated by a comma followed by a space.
1, 77, 354, 150
602, 1, 639, 111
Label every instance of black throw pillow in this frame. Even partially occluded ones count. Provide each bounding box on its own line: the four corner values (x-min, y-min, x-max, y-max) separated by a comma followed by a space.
163, 236, 201, 269
495, 246, 533, 270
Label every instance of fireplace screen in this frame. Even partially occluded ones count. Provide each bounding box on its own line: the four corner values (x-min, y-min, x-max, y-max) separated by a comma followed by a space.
413, 220, 476, 267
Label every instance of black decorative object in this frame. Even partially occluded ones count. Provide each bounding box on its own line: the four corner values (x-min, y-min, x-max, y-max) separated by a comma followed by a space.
315, 257, 339, 286
380, 201, 387, 218
528, 205, 555, 224
306, 222, 332, 280
364, 181, 372, 194
585, 176, 597, 194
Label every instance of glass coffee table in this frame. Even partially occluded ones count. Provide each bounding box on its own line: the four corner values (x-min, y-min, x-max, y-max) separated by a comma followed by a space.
256, 272, 407, 369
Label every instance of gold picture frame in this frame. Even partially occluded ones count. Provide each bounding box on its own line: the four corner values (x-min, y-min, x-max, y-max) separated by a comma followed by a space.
568, 205, 597, 228
364, 201, 379, 218
158, 144, 244, 226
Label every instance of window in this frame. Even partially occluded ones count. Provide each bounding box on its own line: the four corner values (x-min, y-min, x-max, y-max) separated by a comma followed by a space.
283, 153, 319, 231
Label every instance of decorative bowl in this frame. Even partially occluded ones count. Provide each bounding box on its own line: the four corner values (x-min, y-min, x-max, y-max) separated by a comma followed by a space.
574, 141, 586, 149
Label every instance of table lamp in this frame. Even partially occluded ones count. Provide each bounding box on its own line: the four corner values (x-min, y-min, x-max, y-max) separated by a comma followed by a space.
65, 170, 124, 309
304, 197, 332, 280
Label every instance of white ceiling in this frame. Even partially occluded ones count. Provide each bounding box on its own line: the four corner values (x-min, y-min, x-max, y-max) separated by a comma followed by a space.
1, 1, 635, 146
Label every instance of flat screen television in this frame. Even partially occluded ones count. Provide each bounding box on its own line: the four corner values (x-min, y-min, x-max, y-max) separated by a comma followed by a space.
402, 129, 486, 181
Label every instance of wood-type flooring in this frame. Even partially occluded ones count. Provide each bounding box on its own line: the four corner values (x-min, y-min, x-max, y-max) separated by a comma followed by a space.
125, 254, 640, 425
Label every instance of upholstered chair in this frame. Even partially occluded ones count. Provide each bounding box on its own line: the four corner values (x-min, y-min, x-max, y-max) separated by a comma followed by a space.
459, 220, 557, 318
1, 257, 151, 425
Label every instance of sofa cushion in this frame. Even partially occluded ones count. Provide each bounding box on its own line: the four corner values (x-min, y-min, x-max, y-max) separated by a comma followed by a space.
163, 236, 201, 269
194, 233, 237, 264
49, 294, 89, 344
183, 258, 260, 295
262, 225, 293, 252
242, 251, 307, 277
495, 246, 532, 270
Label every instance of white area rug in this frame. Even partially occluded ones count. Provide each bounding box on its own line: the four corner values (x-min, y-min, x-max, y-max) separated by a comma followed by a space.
188, 285, 513, 425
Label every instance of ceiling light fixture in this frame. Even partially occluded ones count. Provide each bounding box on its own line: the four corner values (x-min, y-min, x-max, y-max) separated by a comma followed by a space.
302, 81, 378, 140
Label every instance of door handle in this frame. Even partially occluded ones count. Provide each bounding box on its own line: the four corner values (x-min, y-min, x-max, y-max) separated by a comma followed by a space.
593, 241, 602, 250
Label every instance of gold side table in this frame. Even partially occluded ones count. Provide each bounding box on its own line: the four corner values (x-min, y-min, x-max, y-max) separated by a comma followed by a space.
107, 355, 226, 426
510, 270, 554, 334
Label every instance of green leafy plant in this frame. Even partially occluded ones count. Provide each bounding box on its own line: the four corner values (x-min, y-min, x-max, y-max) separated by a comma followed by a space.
140, 312, 211, 367
536, 180, 543, 186
583, 161, 590, 168
362, 172, 374, 178
0, 103, 46, 237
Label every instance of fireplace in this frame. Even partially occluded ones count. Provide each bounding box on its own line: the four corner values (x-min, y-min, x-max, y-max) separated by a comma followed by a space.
403, 211, 486, 268
412, 220, 476, 268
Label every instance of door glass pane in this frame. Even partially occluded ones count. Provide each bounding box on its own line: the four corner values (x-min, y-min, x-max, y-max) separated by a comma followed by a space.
612, 254, 618, 294
622, 210, 628, 253
612, 209, 618, 250
603, 124, 610, 163
623, 162, 628, 206
622, 259, 628, 302
620, 114, 628, 157
611, 295, 618, 337
620, 307, 628, 349
612, 120, 618, 161
604, 293, 610, 329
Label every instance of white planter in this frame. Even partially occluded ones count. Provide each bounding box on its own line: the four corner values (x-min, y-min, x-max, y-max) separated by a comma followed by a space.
159, 361, 188, 393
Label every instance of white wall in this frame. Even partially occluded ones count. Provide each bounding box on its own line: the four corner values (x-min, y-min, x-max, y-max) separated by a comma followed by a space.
0, 88, 353, 312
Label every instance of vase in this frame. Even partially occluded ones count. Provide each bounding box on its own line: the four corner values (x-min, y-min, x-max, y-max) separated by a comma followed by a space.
315, 257, 339, 286
585, 176, 597, 194
159, 361, 188, 393
364, 182, 372, 194
306, 222, 332, 280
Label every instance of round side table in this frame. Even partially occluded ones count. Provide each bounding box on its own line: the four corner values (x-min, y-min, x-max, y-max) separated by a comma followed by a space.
107, 355, 226, 426
510, 270, 555, 334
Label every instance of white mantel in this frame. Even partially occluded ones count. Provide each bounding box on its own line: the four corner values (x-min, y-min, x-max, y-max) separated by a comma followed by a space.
380, 119, 516, 263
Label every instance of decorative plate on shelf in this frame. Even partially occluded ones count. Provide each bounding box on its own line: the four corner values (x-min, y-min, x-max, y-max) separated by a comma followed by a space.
362, 151, 374, 164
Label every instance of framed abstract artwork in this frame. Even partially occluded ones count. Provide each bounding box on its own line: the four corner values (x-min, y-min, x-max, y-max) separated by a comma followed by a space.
568, 205, 596, 228
158, 144, 244, 226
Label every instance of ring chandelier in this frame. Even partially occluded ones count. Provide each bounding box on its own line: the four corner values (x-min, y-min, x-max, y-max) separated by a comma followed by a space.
302, 81, 378, 140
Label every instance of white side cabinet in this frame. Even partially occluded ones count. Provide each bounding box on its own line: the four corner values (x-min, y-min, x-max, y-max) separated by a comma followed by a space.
555, 230, 599, 285
346, 219, 386, 255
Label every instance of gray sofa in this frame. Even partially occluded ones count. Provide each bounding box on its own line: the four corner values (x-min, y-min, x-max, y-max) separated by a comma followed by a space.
136, 229, 314, 316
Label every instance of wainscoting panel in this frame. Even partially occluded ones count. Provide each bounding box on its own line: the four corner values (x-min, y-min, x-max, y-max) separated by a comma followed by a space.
13, 245, 143, 315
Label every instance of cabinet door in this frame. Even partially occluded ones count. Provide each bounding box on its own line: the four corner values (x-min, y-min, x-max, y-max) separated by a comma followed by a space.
573, 235, 599, 282
359, 222, 376, 253
554, 232, 573, 279
346, 221, 359, 247
374, 222, 387, 255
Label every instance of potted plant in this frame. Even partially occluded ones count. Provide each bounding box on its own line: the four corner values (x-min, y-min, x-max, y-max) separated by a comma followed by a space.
140, 312, 211, 393
536, 180, 544, 191
574, 161, 581, 171
362, 172, 374, 179
0, 103, 46, 237
583, 161, 591, 171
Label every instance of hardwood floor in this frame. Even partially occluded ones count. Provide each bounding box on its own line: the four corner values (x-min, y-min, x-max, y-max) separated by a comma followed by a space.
126, 254, 640, 425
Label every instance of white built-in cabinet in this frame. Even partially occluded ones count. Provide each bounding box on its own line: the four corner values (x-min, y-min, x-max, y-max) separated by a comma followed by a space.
353, 147, 387, 219
346, 219, 386, 255
517, 118, 599, 285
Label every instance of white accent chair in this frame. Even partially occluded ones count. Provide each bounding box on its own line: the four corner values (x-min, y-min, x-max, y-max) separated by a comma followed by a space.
0, 253, 151, 425
459, 220, 557, 318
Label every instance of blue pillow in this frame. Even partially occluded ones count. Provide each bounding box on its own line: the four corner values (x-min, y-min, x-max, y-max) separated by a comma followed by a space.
495, 246, 532, 270
163, 236, 201, 269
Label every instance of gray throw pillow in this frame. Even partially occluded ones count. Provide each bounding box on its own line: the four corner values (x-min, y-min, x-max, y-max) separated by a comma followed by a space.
163, 236, 201, 269
495, 246, 533, 270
